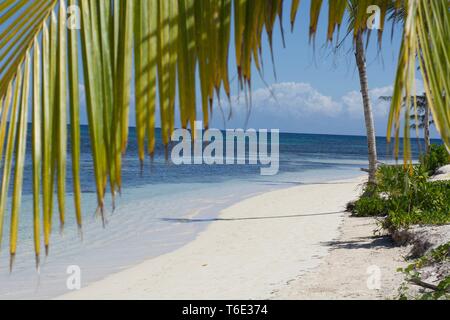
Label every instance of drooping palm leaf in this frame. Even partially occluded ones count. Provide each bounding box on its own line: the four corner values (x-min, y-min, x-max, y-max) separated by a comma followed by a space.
68, 0, 82, 232
32, 37, 42, 266
388, 0, 450, 159
10, 52, 30, 269
1, 0, 296, 267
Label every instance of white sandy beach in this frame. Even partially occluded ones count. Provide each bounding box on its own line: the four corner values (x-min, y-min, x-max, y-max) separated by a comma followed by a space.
59, 176, 406, 300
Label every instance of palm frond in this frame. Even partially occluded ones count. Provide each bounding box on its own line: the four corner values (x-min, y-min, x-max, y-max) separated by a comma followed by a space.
0, 0, 301, 267
388, 0, 450, 159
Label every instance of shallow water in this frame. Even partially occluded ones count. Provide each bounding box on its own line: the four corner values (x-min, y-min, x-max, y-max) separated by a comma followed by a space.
0, 127, 433, 299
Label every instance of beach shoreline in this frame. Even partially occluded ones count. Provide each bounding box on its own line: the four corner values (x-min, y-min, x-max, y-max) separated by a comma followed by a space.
58, 176, 393, 300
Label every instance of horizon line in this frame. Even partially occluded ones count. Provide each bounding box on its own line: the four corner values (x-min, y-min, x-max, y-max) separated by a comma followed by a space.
69, 124, 441, 141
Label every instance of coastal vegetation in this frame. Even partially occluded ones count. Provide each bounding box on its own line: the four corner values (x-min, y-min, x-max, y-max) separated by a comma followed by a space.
351, 145, 450, 230
398, 242, 450, 300
350, 145, 450, 299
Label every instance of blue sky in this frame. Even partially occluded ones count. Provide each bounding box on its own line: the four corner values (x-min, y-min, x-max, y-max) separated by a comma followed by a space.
3, 1, 439, 138
137, 0, 436, 138
205, 0, 438, 138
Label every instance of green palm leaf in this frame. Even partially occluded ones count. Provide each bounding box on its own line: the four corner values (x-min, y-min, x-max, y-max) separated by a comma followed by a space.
388, 0, 450, 160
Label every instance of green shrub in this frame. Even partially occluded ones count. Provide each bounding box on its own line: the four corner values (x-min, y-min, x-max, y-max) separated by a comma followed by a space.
383, 208, 450, 230
353, 162, 450, 229
376, 165, 411, 195
420, 144, 450, 174
382, 179, 450, 230
352, 196, 388, 217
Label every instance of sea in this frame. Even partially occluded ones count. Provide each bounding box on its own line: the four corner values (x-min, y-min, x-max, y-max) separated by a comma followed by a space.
0, 126, 438, 299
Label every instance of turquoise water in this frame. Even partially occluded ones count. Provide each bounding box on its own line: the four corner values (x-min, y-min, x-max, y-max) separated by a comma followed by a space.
0, 127, 436, 299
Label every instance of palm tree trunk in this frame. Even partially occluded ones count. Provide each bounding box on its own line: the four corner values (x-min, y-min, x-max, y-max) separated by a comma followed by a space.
424, 104, 431, 153
355, 32, 378, 184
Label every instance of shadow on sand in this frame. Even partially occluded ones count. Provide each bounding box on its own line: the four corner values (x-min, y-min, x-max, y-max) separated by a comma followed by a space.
323, 235, 396, 250
161, 211, 346, 224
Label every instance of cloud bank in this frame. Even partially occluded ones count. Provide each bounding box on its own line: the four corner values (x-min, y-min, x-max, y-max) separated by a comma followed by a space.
210, 80, 428, 137
78, 79, 434, 137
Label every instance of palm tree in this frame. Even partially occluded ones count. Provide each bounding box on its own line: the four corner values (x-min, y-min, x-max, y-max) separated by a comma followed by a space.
345, 0, 380, 184
355, 31, 378, 184
413, 96, 433, 153
0, 0, 448, 266
381, 94, 433, 152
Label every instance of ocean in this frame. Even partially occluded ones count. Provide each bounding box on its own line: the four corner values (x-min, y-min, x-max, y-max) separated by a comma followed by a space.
0, 126, 437, 299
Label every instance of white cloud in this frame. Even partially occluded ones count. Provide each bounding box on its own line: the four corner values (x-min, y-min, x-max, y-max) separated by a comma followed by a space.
209, 80, 430, 135
341, 78, 425, 119
341, 85, 393, 118
223, 81, 396, 123
250, 82, 343, 116
76, 79, 431, 136
222, 82, 342, 124
225, 79, 426, 122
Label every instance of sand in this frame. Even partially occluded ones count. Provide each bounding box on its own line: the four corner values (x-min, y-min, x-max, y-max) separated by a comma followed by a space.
274, 216, 408, 300
59, 176, 407, 300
